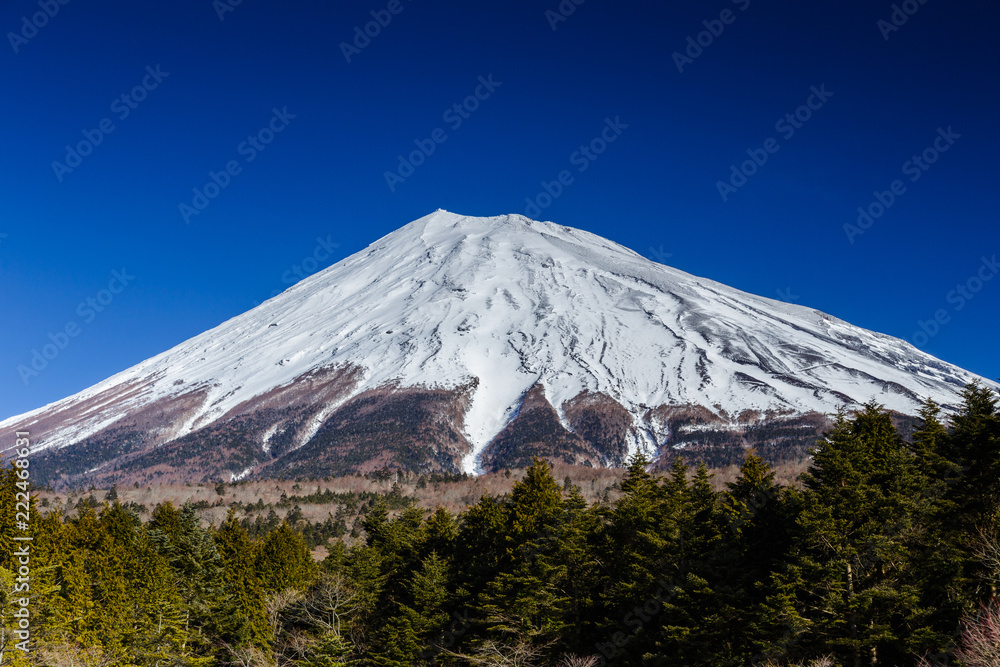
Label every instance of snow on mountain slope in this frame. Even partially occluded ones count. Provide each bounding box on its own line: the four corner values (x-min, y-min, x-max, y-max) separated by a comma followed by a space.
2, 210, 994, 478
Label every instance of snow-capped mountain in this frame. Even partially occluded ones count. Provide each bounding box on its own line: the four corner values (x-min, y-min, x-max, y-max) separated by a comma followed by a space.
2, 210, 993, 488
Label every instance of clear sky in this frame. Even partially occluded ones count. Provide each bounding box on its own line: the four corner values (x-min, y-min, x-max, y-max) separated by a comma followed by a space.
1, 0, 997, 420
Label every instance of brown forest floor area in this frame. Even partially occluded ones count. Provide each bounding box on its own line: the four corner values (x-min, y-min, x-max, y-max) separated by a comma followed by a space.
34, 458, 811, 532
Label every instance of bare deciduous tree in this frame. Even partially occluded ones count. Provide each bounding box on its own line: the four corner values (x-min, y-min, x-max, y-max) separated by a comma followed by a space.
237, 576, 359, 667
760, 657, 834, 667
299, 573, 357, 637
974, 527, 1000, 595
466, 639, 548, 667
954, 600, 1000, 667
556, 653, 600, 667
265, 588, 304, 637
222, 641, 275, 667
33, 643, 119, 667
438, 638, 556, 667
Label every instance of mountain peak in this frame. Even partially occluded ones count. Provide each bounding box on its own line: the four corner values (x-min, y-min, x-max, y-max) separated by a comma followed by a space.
415, 209, 542, 235
2, 210, 996, 487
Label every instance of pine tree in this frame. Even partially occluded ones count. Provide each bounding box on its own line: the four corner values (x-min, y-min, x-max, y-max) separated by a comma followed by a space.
302, 631, 353, 667
944, 383, 1000, 540
338, 543, 386, 655
640, 462, 736, 666
917, 382, 1000, 647
593, 452, 679, 665
905, 399, 970, 653
256, 520, 317, 594
909, 399, 955, 486
720, 450, 799, 665
454, 494, 507, 601
475, 458, 568, 657
0, 467, 21, 568
96, 501, 187, 663
421, 505, 458, 561
772, 404, 932, 666
148, 502, 226, 659
215, 509, 271, 649
550, 485, 599, 656
371, 552, 451, 666
506, 457, 564, 555
20, 510, 62, 652
46, 544, 97, 647
0, 565, 30, 667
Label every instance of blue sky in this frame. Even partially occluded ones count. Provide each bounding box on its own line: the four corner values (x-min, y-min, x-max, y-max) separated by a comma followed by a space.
1, 0, 997, 420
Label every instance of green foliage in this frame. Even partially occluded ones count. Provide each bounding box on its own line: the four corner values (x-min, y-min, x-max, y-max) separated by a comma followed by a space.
215, 509, 272, 649
772, 404, 948, 664
301, 631, 353, 666
3, 382, 999, 666
255, 521, 317, 593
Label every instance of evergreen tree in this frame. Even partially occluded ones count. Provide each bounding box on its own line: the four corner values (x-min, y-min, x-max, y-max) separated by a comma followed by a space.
944, 383, 1000, 542
641, 462, 735, 666
256, 520, 317, 594
904, 399, 970, 654
593, 452, 679, 665
148, 502, 226, 660
422, 505, 458, 561
339, 543, 386, 655
909, 399, 955, 486
720, 450, 800, 665
772, 404, 932, 666
302, 631, 353, 667
4, 408, 997, 666
96, 501, 187, 663
917, 382, 1000, 649
506, 457, 564, 556
371, 551, 452, 666
0, 467, 21, 568
551, 485, 599, 656
454, 494, 507, 601
476, 458, 568, 658
215, 509, 271, 649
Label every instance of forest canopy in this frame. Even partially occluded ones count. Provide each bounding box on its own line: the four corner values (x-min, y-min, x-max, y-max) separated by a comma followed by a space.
1, 382, 998, 667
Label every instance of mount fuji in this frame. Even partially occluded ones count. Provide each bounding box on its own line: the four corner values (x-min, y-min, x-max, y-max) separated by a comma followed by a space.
2, 210, 993, 489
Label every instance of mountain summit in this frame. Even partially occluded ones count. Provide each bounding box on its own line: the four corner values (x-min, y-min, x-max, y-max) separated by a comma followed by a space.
3, 210, 993, 488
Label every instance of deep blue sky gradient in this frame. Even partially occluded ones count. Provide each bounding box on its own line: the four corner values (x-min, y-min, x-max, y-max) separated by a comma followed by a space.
1, 0, 998, 420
